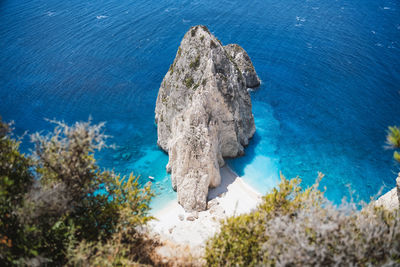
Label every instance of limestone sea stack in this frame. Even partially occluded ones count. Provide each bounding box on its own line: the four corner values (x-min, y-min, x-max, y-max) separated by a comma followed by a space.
155, 25, 260, 211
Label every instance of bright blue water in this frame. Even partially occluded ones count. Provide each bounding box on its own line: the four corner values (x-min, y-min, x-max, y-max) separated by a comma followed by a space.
1, 0, 399, 211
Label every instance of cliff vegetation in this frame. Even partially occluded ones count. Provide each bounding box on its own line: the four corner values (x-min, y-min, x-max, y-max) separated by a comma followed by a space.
205, 173, 400, 266
0, 117, 156, 266
1, 116, 399, 266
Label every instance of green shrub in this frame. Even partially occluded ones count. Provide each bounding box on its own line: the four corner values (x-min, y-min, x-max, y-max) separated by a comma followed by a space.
0, 118, 155, 265
67, 174, 155, 266
205, 173, 400, 266
387, 126, 400, 163
394, 151, 400, 163
0, 118, 35, 265
27, 120, 121, 242
189, 55, 200, 70
387, 126, 400, 148
184, 76, 194, 88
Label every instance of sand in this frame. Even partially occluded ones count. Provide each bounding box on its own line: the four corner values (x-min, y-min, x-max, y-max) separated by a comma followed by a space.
148, 166, 262, 248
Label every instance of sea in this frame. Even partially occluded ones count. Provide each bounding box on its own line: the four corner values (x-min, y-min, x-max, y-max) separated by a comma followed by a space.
1, 0, 399, 211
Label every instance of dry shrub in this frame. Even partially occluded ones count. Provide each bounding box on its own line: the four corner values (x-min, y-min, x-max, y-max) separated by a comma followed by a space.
150, 240, 205, 267
67, 227, 160, 266
1, 118, 156, 265
206, 173, 400, 266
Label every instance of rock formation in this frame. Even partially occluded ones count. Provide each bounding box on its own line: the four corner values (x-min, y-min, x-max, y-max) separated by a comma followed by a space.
224, 44, 260, 88
155, 25, 260, 211
375, 172, 400, 211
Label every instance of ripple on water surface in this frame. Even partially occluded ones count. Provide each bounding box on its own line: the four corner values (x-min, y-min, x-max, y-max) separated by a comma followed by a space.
0, 0, 399, 211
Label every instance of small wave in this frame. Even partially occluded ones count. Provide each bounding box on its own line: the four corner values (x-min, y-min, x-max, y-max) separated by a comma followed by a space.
182, 19, 191, 23
388, 42, 397, 49
96, 15, 108, 19
46, 11, 56, 17
371, 30, 376, 34
383, 7, 391, 10
165, 7, 178, 13
375, 43, 383, 47
312, 7, 319, 10
295, 23, 303, 27
296, 16, 306, 22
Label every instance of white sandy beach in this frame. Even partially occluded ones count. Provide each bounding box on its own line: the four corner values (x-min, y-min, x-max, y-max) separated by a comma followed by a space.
149, 166, 262, 249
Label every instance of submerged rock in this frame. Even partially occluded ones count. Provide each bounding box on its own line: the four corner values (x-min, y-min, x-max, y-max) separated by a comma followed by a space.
155, 25, 260, 211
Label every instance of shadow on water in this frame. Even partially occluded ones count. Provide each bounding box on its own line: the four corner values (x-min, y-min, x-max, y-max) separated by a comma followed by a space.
227, 130, 262, 177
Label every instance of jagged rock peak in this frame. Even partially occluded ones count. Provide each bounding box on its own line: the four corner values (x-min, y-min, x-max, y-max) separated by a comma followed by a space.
224, 44, 261, 88
155, 25, 260, 211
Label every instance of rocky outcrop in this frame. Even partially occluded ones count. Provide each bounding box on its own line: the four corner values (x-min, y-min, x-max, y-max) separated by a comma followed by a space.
155, 25, 259, 211
375, 173, 400, 211
224, 44, 260, 88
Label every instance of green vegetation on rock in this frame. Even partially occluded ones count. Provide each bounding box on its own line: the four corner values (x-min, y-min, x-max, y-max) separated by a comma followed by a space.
191, 27, 197, 37
189, 55, 200, 70
210, 40, 217, 49
184, 76, 194, 88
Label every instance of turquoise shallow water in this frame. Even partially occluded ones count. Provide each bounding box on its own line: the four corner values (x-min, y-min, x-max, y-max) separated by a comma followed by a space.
1, 0, 399, 211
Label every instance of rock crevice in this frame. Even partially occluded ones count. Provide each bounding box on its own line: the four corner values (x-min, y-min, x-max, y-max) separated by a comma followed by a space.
155, 25, 260, 211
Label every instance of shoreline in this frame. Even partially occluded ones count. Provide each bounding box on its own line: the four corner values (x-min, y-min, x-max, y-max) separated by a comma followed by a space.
148, 165, 262, 248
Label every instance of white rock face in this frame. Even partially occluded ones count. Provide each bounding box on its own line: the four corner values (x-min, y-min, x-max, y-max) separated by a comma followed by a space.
224, 44, 261, 88
376, 187, 399, 211
155, 25, 259, 211
375, 173, 400, 211
397, 174, 400, 204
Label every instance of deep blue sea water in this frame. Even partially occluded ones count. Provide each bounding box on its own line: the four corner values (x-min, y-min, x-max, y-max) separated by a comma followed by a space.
1, 0, 399, 211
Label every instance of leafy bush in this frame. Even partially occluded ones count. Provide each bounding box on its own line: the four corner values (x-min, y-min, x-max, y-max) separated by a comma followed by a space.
205, 173, 400, 266
28, 120, 122, 242
387, 126, 400, 163
0, 118, 155, 265
387, 126, 400, 148
67, 174, 156, 266
395, 151, 400, 163
0, 118, 34, 265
